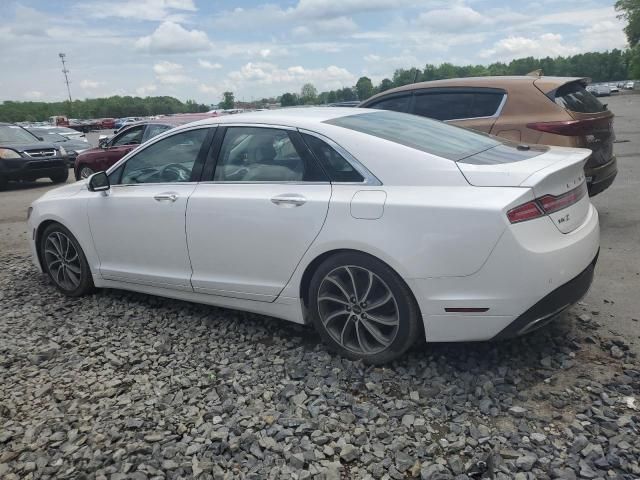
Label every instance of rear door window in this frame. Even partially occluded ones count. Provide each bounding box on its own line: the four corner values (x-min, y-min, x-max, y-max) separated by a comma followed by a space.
301, 133, 364, 182
366, 94, 411, 113
412, 92, 504, 121
553, 82, 606, 113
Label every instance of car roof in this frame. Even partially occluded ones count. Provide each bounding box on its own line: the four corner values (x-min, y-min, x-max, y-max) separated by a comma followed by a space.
363, 75, 589, 102
185, 107, 372, 130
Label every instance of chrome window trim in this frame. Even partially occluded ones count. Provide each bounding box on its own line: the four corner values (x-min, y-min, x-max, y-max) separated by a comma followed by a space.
297, 128, 382, 186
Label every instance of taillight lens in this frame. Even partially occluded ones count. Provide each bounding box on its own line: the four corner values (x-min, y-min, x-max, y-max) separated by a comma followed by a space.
526, 117, 612, 136
507, 183, 587, 224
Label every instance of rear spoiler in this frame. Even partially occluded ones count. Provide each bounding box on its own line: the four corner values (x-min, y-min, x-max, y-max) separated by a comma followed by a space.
533, 76, 591, 95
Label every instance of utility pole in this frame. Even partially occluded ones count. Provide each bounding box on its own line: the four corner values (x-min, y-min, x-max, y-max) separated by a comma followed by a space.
58, 53, 73, 115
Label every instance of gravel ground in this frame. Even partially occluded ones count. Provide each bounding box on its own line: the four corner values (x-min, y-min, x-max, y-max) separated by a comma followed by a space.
1, 253, 638, 480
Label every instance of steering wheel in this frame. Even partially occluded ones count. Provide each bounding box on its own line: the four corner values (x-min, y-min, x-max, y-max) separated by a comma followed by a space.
161, 163, 191, 182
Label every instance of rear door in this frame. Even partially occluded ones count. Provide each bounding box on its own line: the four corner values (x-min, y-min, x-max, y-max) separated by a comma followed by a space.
100, 125, 145, 171
186, 125, 331, 301
409, 88, 506, 133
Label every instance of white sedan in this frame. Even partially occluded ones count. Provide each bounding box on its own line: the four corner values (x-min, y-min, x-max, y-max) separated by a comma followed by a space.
27, 108, 599, 363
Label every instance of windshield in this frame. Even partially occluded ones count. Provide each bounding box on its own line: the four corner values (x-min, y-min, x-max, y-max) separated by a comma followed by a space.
31, 130, 68, 142
325, 110, 501, 161
0, 125, 40, 144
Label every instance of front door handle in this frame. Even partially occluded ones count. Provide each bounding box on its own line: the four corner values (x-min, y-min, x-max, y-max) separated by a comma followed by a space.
154, 193, 178, 202
271, 194, 307, 207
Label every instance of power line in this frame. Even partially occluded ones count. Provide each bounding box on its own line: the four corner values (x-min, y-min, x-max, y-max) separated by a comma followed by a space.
58, 53, 73, 105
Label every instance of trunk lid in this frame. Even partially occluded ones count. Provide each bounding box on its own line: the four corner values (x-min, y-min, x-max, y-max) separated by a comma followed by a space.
457, 145, 591, 233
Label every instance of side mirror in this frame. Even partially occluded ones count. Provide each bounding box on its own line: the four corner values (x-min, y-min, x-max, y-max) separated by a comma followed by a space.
99, 137, 109, 148
88, 171, 110, 192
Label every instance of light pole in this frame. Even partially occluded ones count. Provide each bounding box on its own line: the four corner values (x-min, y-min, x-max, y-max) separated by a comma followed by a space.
59, 53, 73, 115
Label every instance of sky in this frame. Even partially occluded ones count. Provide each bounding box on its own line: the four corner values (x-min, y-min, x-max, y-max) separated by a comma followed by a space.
0, 0, 628, 104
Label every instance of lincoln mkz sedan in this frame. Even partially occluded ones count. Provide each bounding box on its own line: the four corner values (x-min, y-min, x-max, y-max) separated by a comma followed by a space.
28, 108, 599, 363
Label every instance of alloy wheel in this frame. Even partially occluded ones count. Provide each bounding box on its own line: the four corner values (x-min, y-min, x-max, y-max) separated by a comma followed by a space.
80, 166, 94, 179
317, 265, 400, 355
43, 231, 82, 291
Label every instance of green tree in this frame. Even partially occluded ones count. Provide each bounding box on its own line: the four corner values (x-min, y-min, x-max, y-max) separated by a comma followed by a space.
327, 90, 337, 103
300, 83, 318, 104
616, 0, 640, 77
280, 93, 298, 107
378, 78, 394, 92
220, 92, 235, 110
355, 76, 374, 100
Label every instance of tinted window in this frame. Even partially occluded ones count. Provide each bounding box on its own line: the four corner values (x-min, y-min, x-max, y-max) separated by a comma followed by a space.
554, 82, 605, 113
413, 92, 504, 121
302, 134, 364, 182
214, 127, 326, 182
367, 94, 411, 113
120, 128, 208, 184
112, 126, 144, 147
325, 111, 500, 161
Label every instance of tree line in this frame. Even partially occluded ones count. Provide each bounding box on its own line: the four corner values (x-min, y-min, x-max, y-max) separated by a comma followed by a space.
0, 96, 209, 123
275, 48, 637, 107
1, 46, 638, 122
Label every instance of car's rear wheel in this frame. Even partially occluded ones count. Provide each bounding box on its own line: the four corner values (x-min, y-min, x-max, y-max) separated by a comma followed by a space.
50, 169, 69, 184
40, 223, 94, 297
308, 252, 421, 364
78, 165, 94, 180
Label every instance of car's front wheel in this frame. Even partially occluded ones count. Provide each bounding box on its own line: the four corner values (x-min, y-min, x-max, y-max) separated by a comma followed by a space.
308, 252, 421, 364
78, 165, 94, 180
40, 223, 94, 297
50, 169, 69, 184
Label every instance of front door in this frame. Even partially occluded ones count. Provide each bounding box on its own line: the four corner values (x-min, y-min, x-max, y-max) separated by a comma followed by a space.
187, 126, 331, 301
88, 127, 212, 289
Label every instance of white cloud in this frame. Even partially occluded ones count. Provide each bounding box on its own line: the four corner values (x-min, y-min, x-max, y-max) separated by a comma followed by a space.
292, 16, 358, 36
198, 59, 222, 70
80, 79, 103, 89
580, 20, 628, 50
84, 0, 197, 22
364, 54, 381, 62
136, 84, 158, 96
135, 21, 212, 53
414, 5, 490, 31
228, 62, 356, 92
153, 61, 194, 84
24, 90, 44, 99
480, 33, 580, 60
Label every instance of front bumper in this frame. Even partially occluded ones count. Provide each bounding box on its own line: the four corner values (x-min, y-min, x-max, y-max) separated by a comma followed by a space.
492, 251, 598, 340
1, 158, 68, 181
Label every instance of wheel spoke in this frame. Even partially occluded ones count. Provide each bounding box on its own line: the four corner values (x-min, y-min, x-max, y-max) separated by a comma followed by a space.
49, 235, 64, 257
322, 309, 349, 326
345, 267, 359, 302
318, 295, 350, 306
363, 291, 393, 312
44, 248, 61, 259
340, 316, 354, 346
360, 318, 392, 347
324, 275, 352, 302
361, 271, 374, 303
355, 321, 367, 353
65, 267, 79, 287
365, 313, 397, 326
66, 262, 81, 275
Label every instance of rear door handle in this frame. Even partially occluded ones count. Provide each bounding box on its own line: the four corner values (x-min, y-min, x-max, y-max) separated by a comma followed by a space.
271, 194, 307, 207
154, 193, 178, 202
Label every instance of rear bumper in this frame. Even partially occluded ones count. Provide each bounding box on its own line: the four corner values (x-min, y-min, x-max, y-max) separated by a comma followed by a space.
410, 204, 600, 342
492, 251, 598, 340
586, 155, 617, 196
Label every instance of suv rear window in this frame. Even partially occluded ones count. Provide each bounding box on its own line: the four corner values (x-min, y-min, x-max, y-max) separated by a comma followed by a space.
554, 82, 606, 113
325, 111, 501, 161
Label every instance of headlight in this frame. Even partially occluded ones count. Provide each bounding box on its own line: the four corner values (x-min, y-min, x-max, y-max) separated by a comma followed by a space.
58, 146, 67, 156
0, 148, 21, 159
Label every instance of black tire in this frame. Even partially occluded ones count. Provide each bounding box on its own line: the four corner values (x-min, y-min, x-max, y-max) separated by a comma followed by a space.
39, 223, 94, 297
76, 165, 94, 180
50, 168, 69, 184
0, 175, 7, 190
308, 252, 421, 364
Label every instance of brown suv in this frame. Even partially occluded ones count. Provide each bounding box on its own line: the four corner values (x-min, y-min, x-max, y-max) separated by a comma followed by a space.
360, 76, 616, 195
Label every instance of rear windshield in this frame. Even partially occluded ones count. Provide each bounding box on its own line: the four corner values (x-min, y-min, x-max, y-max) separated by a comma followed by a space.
554, 82, 606, 113
325, 110, 501, 161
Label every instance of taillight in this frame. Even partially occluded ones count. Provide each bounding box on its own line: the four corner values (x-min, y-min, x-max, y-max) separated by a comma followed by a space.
526, 117, 611, 136
507, 183, 587, 224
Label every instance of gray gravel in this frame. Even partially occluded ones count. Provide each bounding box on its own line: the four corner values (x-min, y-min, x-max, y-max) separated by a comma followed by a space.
1, 254, 639, 480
